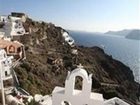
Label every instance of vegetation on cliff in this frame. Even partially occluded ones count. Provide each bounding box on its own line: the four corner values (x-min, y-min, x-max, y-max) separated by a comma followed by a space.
13, 18, 139, 104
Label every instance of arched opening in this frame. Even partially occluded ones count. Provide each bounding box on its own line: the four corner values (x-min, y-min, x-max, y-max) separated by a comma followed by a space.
61, 101, 71, 105
8, 45, 16, 54
74, 76, 83, 90
5, 71, 8, 76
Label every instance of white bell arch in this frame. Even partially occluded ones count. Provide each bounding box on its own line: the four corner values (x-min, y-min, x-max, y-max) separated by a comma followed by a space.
65, 68, 92, 97
52, 66, 104, 105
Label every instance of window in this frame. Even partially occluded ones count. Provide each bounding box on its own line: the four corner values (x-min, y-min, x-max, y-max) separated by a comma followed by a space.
9, 45, 15, 53
5, 71, 8, 76
61, 101, 71, 105
17, 47, 21, 53
68, 39, 73, 43
14, 24, 18, 29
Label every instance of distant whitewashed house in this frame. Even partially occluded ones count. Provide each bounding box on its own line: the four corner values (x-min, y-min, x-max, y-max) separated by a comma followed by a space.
0, 15, 26, 39
52, 65, 104, 105
0, 15, 8, 22
71, 49, 78, 55
0, 39, 26, 61
0, 32, 5, 39
11, 12, 27, 23
62, 31, 75, 47
7, 16, 26, 36
0, 49, 13, 82
104, 97, 130, 105
0, 16, 7, 39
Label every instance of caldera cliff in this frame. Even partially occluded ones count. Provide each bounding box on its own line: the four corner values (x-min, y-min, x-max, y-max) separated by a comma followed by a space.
14, 18, 139, 104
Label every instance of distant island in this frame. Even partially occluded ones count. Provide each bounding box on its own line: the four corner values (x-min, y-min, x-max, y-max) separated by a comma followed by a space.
125, 30, 140, 40
105, 29, 132, 36
105, 29, 140, 40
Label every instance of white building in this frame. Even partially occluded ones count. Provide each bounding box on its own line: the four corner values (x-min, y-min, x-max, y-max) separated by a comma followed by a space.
0, 15, 26, 38
62, 32, 75, 47
104, 97, 130, 105
52, 66, 104, 105
0, 15, 8, 22
0, 49, 13, 82
71, 49, 78, 55
6, 16, 26, 36
11, 12, 27, 23
0, 32, 5, 39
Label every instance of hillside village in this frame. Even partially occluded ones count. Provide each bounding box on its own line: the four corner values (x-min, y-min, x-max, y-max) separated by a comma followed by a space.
0, 12, 139, 105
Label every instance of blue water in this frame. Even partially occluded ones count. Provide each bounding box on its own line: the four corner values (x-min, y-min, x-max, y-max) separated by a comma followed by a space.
69, 31, 140, 82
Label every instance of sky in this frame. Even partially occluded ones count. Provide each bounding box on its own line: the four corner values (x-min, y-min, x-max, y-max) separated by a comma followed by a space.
0, 0, 140, 32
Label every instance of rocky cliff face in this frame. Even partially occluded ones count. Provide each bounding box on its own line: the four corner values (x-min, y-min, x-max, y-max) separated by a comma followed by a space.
125, 30, 140, 40
14, 18, 139, 104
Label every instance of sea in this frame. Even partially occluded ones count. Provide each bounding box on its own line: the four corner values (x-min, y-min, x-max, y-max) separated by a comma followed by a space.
69, 31, 140, 83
